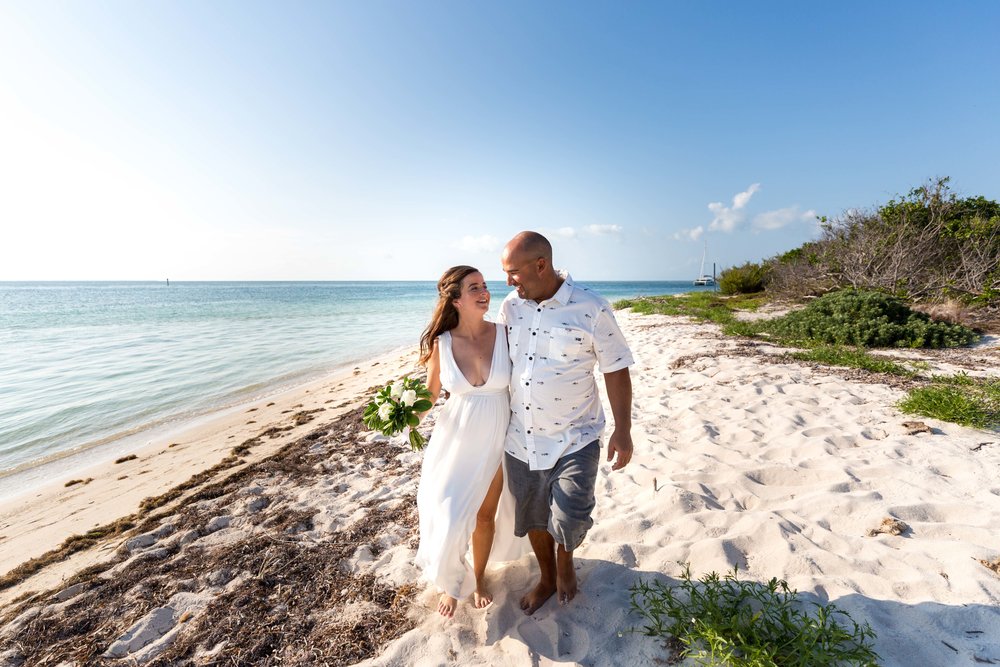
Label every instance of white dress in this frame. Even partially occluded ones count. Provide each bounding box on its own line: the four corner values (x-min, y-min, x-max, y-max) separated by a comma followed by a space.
415, 323, 527, 598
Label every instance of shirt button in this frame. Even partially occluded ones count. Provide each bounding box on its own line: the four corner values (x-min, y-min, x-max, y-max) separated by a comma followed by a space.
525, 382, 529, 386
532, 332, 536, 336
537, 308, 542, 312
528, 356, 533, 360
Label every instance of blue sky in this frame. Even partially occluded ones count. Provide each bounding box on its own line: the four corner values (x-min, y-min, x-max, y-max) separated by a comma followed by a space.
1, 1, 998, 281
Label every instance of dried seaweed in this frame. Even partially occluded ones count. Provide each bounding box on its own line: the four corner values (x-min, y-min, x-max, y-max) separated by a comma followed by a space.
1, 397, 423, 665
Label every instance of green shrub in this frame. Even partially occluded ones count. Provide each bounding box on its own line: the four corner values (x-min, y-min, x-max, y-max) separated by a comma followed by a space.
630, 565, 879, 666
760, 289, 977, 348
719, 262, 771, 295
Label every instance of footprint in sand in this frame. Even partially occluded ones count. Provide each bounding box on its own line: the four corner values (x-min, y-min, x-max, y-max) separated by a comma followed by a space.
801, 426, 838, 438
745, 466, 842, 487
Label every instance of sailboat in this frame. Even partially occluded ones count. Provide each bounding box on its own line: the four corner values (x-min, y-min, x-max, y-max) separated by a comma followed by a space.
693, 241, 714, 286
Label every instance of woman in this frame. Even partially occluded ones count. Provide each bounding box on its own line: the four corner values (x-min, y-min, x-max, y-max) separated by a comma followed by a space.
414, 265, 525, 618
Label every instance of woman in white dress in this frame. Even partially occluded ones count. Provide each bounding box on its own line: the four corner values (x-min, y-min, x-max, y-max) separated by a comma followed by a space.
414, 265, 525, 618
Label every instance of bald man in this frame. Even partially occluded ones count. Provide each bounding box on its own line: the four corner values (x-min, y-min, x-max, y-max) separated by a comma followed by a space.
498, 231, 634, 614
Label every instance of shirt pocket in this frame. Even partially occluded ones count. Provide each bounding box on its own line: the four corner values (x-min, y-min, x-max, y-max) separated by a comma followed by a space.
506, 325, 522, 362
549, 327, 588, 360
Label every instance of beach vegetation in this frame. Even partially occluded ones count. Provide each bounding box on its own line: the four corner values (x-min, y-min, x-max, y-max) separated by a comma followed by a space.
718, 261, 771, 295
766, 178, 1000, 308
750, 289, 977, 349
630, 564, 880, 666
899, 375, 1000, 430
788, 347, 917, 377
614, 291, 767, 325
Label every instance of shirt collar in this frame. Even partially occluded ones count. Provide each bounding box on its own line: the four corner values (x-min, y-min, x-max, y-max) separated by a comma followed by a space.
548, 270, 574, 305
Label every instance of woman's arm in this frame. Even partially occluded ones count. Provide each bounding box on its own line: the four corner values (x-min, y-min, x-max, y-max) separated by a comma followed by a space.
418, 338, 442, 422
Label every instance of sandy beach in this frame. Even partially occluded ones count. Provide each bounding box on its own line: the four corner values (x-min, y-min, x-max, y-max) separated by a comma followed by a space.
2, 310, 999, 666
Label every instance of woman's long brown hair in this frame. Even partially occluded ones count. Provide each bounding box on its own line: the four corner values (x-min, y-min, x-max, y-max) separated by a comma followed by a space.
419, 265, 480, 366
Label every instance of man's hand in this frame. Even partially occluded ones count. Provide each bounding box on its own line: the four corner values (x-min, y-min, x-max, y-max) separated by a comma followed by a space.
606, 428, 633, 471
603, 368, 633, 471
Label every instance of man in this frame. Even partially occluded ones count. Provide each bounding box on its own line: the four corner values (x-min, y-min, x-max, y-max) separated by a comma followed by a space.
497, 231, 634, 614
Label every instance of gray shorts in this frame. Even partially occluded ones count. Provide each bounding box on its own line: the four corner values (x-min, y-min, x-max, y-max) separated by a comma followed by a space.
505, 441, 600, 550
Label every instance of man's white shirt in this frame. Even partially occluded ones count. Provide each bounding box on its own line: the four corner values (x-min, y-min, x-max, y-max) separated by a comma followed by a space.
498, 272, 634, 471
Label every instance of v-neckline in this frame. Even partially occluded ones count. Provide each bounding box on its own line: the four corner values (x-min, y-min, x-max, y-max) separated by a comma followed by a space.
448, 323, 499, 389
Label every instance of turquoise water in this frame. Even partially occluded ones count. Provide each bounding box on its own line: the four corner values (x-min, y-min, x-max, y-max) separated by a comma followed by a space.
0, 280, 707, 484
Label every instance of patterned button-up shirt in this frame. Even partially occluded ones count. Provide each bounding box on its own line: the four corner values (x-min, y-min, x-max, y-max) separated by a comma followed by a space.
498, 272, 634, 471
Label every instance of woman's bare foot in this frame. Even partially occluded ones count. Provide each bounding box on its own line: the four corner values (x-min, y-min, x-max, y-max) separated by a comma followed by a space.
519, 580, 556, 615
437, 593, 458, 618
474, 583, 494, 608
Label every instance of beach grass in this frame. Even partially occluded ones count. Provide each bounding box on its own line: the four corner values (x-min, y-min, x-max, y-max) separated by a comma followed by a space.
630, 565, 880, 666
899, 375, 1000, 430
614, 291, 767, 325
788, 347, 917, 377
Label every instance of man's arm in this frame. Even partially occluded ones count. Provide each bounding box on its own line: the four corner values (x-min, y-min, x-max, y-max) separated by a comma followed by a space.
603, 367, 633, 471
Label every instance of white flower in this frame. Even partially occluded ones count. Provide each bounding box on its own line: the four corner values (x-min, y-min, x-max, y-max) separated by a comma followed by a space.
401, 389, 417, 407
378, 402, 393, 421
390, 381, 405, 399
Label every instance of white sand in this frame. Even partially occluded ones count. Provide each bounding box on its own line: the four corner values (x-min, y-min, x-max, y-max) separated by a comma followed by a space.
363, 312, 1000, 666
2, 312, 999, 665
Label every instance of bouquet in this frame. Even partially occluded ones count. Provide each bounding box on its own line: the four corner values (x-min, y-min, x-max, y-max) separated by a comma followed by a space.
362, 376, 434, 451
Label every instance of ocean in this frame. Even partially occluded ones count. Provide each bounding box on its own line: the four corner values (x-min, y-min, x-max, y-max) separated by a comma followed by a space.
0, 280, 708, 495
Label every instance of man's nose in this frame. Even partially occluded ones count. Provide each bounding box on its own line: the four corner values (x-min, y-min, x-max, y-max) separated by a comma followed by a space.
506, 275, 515, 286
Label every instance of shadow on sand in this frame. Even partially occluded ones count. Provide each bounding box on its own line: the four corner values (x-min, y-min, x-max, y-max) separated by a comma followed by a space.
477, 557, 1000, 667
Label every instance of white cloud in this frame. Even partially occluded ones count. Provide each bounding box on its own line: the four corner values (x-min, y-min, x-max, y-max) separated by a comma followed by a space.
584, 224, 623, 235
708, 183, 761, 232
453, 234, 501, 253
552, 226, 578, 239
752, 206, 817, 230
673, 226, 704, 241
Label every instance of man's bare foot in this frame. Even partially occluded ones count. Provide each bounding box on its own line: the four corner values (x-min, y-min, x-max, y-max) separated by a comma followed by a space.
556, 548, 577, 605
519, 580, 556, 615
473, 584, 493, 608
437, 593, 457, 618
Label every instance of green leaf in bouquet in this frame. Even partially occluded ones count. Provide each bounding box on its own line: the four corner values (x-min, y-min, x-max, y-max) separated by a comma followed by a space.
407, 413, 419, 427
412, 399, 433, 412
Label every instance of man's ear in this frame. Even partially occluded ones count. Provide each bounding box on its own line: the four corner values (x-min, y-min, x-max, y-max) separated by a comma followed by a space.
536, 257, 547, 274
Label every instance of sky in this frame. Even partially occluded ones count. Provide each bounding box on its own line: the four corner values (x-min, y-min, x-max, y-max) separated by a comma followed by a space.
1, 1, 998, 282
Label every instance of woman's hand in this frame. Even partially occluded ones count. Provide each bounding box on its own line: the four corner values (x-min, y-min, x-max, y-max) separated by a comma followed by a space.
419, 339, 443, 423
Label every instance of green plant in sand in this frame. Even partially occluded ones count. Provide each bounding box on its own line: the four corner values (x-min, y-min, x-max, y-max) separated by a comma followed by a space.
788, 346, 917, 377
614, 291, 766, 325
629, 565, 880, 666
898, 374, 1000, 430
753, 289, 977, 348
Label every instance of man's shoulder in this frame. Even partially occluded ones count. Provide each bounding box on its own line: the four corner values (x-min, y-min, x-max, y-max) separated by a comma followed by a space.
563, 280, 613, 311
